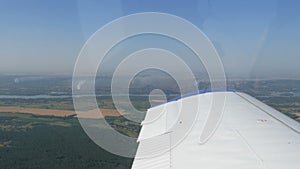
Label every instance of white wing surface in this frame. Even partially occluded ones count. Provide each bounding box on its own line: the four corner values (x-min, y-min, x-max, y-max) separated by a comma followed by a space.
132, 91, 300, 169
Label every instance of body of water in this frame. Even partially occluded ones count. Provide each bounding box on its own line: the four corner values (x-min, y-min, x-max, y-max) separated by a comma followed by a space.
0, 94, 171, 99
0, 95, 71, 99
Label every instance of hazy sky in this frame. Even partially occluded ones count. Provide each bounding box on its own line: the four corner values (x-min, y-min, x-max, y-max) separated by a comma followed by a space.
0, 0, 299, 79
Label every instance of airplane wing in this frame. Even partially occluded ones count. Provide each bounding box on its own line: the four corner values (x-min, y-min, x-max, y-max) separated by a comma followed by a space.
131, 91, 300, 169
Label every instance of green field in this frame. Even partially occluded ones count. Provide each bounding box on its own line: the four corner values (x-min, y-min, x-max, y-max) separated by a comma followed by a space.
0, 112, 137, 169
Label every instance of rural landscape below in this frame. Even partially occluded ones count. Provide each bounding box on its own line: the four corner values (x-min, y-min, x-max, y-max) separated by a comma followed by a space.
0, 75, 300, 168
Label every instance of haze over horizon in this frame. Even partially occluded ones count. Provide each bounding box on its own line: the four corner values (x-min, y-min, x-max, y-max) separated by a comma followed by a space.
0, 0, 299, 79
